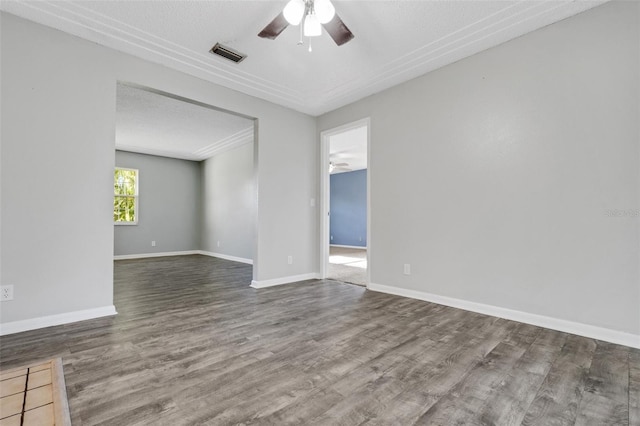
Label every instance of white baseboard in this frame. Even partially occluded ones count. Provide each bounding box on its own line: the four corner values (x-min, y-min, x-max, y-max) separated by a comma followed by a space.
251, 273, 320, 289
114, 250, 253, 265
368, 283, 640, 349
330, 244, 366, 250
114, 250, 199, 260
198, 251, 253, 265
0, 305, 117, 336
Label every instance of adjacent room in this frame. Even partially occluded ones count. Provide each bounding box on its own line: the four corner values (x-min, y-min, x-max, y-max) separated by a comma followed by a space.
326, 123, 368, 286
113, 83, 256, 265
1, 1, 638, 424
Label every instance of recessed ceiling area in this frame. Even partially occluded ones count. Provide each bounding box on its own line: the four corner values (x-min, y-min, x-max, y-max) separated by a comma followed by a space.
330, 126, 367, 174
0, 1, 607, 116
116, 84, 254, 161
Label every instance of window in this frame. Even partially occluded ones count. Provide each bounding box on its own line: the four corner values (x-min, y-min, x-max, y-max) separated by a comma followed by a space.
114, 168, 138, 225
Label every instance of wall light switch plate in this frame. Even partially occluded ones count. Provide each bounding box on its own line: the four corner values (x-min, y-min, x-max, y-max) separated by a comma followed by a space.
403, 264, 411, 275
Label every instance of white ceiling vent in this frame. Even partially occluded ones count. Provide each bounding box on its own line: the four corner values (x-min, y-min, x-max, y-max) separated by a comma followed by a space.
209, 43, 246, 63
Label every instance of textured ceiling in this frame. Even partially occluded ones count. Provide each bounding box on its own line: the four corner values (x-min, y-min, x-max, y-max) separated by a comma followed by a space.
116, 84, 253, 161
0, 1, 607, 116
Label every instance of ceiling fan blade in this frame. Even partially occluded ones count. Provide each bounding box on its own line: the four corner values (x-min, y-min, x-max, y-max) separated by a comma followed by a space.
335, 162, 349, 167
323, 13, 354, 46
258, 12, 289, 40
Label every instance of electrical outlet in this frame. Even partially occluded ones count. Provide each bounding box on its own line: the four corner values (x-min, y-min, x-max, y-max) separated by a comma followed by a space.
403, 264, 411, 275
151, 240, 156, 247
217, 241, 221, 248
1, 285, 14, 301
287, 255, 293, 265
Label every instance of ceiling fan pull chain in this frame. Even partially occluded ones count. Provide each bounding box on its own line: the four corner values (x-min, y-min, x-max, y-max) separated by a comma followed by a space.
308, 38, 312, 52
298, 20, 304, 45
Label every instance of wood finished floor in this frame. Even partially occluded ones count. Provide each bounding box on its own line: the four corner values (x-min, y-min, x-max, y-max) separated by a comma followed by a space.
0, 255, 638, 425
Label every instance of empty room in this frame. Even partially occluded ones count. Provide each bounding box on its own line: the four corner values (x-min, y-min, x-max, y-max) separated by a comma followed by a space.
0, 1, 638, 425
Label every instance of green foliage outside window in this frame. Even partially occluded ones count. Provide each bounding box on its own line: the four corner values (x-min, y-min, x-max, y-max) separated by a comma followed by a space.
114, 168, 138, 223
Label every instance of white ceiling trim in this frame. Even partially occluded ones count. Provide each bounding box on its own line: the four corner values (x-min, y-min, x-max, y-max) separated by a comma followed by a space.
2, 0, 607, 116
318, 1, 534, 101
193, 127, 254, 160
3, 1, 308, 108
116, 126, 254, 162
316, 0, 608, 112
115, 144, 202, 162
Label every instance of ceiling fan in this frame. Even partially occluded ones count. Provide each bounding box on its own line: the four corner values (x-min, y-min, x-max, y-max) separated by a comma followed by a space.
258, 0, 354, 50
330, 161, 351, 173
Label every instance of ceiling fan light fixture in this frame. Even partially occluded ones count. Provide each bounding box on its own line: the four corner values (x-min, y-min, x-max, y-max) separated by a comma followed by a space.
304, 12, 322, 37
315, 0, 335, 24
283, 0, 305, 25
258, 0, 354, 46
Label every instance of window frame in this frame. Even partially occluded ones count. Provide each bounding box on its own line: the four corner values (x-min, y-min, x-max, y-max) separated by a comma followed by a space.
114, 167, 139, 226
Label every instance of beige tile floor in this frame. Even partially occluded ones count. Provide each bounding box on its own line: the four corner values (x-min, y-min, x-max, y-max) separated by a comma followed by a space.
0, 360, 67, 426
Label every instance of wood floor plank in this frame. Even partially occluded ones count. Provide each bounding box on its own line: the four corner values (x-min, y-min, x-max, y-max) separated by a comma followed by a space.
415, 323, 539, 425
522, 335, 596, 426
287, 336, 436, 424
477, 328, 568, 425
312, 316, 519, 425
574, 341, 630, 425
629, 349, 640, 426
0, 255, 636, 425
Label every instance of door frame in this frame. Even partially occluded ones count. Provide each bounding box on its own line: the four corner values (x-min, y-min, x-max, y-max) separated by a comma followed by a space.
117, 82, 260, 283
319, 117, 371, 286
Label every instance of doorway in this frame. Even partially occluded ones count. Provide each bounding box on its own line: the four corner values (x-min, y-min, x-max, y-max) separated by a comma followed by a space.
320, 118, 370, 286
114, 82, 259, 284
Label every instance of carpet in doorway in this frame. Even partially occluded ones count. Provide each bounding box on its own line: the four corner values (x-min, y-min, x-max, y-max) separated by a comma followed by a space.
328, 246, 367, 286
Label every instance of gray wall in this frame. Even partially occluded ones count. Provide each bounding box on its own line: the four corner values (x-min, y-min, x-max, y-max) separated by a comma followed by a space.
318, 1, 640, 336
114, 151, 201, 256
1, 12, 317, 325
1, 13, 116, 322
201, 143, 255, 260
3, 2, 636, 340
